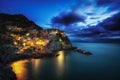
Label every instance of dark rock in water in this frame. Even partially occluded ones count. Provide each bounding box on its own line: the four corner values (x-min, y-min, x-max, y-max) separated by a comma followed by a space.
74, 48, 92, 56
0, 64, 17, 80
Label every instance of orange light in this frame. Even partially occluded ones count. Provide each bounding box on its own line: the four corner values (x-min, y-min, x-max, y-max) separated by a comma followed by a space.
11, 30, 50, 54
10, 60, 28, 80
36, 39, 46, 46
26, 40, 34, 46
17, 36, 21, 41
15, 27, 23, 31
17, 46, 29, 54
10, 34, 16, 37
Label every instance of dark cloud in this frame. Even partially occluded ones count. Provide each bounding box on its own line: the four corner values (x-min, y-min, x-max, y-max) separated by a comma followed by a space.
100, 12, 120, 31
98, 31, 120, 37
97, 0, 117, 5
72, 27, 120, 42
97, 0, 120, 10
51, 12, 85, 26
75, 27, 106, 37
97, 0, 120, 6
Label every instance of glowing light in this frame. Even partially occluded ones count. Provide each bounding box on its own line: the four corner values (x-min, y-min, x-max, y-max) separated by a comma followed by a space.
31, 59, 41, 73
17, 46, 29, 54
11, 60, 28, 80
59, 39, 62, 42
55, 30, 59, 34
26, 33, 30, 36
11, 33, 48, 54
56, 51, 65, 76
36, 39, 46, 46
15, 27, 23, 31
57, 51, 64, 66
16, 36, 21, 41
10, 34, 16, 37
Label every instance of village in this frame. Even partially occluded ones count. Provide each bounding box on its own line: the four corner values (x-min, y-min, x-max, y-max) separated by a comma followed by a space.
6, 26, 72, 54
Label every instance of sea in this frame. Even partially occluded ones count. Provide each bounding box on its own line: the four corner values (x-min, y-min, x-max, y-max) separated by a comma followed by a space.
11, 42, 120, 80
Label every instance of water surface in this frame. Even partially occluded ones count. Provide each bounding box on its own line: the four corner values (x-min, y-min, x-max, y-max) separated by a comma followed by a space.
11, 43, 120, 80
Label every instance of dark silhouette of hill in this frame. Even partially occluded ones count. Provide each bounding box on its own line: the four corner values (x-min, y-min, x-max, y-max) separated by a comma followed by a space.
0, 13, 42, 34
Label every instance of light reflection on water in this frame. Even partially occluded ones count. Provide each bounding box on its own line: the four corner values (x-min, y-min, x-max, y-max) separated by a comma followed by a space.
56, 51, 65, 77
31, 59, 41, 74
10, 51, 66, 80
11, 60, 28, 80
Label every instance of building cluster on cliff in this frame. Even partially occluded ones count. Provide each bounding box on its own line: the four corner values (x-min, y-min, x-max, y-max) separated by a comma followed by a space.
1, 25, 72, 54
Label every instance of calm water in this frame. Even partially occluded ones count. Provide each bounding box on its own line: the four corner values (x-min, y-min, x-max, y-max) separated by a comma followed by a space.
11, 43, 120, 80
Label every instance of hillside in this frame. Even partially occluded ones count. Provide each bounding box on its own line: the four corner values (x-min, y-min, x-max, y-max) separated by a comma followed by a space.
0, 13, 42, 34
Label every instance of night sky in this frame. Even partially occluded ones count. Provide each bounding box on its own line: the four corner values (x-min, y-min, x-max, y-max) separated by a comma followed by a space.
0, 0, 120, 42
